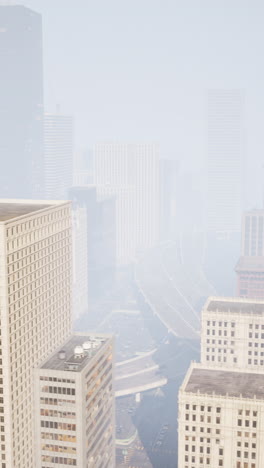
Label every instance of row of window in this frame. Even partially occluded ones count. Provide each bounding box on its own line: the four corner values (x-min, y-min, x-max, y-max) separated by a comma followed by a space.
7, 208, 70, 238
41, 421, 76, 431
41, 455, 76, 465
185, 404, 221, 412
40, 386, 75, 396
207, 321, 235, 327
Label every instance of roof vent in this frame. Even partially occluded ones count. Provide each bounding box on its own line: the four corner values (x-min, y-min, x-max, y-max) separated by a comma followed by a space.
74, 345, 83, 356
58, 350, 66, 360
83, 341, 92, 351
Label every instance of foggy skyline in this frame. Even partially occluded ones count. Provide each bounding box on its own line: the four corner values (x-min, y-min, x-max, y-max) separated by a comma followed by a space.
23, 0, 264, 206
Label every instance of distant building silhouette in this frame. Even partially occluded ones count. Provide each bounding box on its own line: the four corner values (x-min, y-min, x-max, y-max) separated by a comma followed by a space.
236, 210, 264, 299
0, 5, 44, 198
71, 198, 89, 320
94, 143, 160, 265
44, 112, 73, 200
205, 90, 245, 294
207, 89, 245, 235
69, 186, 116, 304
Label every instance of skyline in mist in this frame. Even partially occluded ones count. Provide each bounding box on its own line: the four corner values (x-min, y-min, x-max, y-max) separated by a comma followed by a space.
23, 0, 264, 206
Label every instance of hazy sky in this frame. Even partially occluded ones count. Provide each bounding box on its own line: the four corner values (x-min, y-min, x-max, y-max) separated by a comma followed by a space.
24, 0, 264, 202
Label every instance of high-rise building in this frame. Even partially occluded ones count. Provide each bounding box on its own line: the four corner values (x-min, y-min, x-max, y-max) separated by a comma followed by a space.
69, 186, 116, 304
73, 149, 94, 186
178, 364, 264, 468
207, 90, 245, 235
44, 113, 73, 200
205, 90, 245, 294
71, 196, 89, 320
0, 5, 44, 198
94, 143, 160, 265
35, 333, 115, 467
178, 296, 264, 468
236, 210, 264, 299
0, 200, 72, 468
200, 297, 264, 371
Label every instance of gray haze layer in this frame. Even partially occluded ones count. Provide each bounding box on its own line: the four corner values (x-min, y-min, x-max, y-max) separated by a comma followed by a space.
23, 0, 264, 205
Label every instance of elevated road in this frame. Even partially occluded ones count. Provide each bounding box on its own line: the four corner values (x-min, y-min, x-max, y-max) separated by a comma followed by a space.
135, 237, 216, 339
115, 349, 167, 396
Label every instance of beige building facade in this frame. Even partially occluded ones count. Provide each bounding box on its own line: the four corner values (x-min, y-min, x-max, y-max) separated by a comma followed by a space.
0, 200, 72, 468
179, 297, 264, 468
201, 297, 264, 371
179, 363, 264, 468
35, 333, 115, 468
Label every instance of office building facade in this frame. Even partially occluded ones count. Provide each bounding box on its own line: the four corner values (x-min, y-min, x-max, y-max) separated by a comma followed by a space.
0, 200, 72, 468
35, 333, 115, 468
179, 297, 264, 468
201, 297, 264, 371
179, 364, 264, 468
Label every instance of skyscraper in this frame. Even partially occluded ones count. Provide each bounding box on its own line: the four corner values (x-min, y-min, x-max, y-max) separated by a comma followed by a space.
94, 143, 160, 265
207, 90, 245, 235
236, 210, 264, 299
69, 186, 116, 304
205, 90, 245, 294
0, 5, 44, 198
71, 195, 89, 320
44, 113, 73, 200
35, 333, 115, 467
0, 200, 72, 468
178, 297, 264, 468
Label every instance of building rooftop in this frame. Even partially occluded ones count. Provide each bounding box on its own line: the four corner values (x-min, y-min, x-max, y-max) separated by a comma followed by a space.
0, 203, 51, 222
0, 200, 68, 222
40, 334, 108, 372
206, 298, 264, 315
185, 367, 264, 400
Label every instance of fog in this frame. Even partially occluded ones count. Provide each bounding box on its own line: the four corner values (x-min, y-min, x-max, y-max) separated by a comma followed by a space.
1, 1, 264, 467
25, 0, 264, 202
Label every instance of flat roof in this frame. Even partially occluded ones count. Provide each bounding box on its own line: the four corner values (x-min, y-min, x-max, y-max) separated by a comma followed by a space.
41, 334, 108, 372
207, 299, 264, 315
185, 368, 264, 399
0, 203, 52, 222
0, 200, 69, 223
